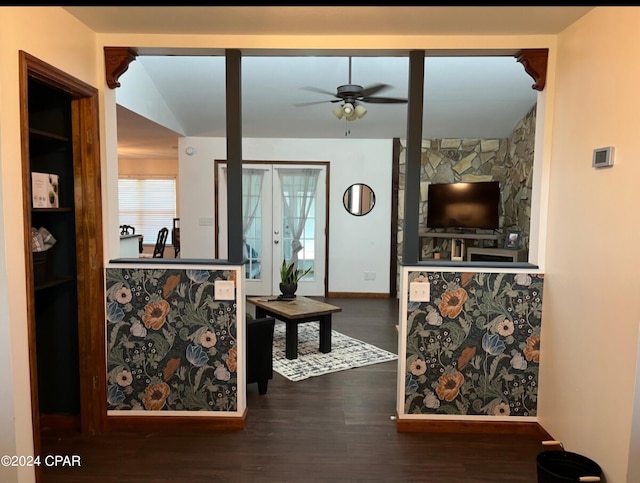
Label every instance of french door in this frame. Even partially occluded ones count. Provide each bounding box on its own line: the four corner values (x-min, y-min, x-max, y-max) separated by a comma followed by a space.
217, 162, 327, 296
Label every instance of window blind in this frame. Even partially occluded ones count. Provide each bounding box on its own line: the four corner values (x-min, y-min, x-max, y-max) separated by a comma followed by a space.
118, 178, 176, 243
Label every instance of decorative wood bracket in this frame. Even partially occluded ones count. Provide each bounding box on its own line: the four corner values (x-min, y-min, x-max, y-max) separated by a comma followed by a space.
515, 49, 548, 91
104, 47, 137, 89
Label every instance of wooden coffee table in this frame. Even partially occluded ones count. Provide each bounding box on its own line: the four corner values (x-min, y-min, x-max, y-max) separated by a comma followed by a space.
246, 296, 342, 360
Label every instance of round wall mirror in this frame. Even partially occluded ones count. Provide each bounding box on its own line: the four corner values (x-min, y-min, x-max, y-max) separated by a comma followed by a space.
343, 183, 376, 216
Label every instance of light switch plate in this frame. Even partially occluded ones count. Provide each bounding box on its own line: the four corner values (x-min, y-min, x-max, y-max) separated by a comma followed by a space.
409, 281, 430, 302
214, 280, 235, 300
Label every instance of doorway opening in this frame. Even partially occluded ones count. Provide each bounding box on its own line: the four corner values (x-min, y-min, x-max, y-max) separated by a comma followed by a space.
19, 51, 106, 482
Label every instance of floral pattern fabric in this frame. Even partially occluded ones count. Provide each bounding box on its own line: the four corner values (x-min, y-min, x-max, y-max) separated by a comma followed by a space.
404, 271, 544, 417
105, 267, 238, 412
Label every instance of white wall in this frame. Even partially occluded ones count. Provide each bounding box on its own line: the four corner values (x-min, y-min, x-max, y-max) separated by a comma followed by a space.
0, 185, 18, 481
178, 136, 393, 294
116, 60, 184, 134
629, 327, 640, 483
0, 7, 99, 483
0, 11, 18, 481
538, 7, 640, 482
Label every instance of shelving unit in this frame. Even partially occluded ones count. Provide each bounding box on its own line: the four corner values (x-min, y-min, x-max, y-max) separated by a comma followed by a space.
20, 52, 106, 470
418, 230, 503, 260
466, 247, 528, 263
27, 78, 81, 419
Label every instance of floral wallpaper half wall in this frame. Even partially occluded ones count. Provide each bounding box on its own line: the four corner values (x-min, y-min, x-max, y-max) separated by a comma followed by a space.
404, 270, 543, 417
105, 267, 239, 412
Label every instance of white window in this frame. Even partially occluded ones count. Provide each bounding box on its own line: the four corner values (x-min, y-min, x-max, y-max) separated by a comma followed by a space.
118, 178, 176, 243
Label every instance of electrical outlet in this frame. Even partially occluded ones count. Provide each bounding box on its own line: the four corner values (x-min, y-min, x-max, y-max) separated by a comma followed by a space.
214, 280, 235, 300
409, 281, 430, 302
364, 271, 377, 281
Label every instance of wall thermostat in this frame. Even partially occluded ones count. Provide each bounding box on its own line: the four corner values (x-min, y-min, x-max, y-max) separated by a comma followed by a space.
592, 146, 614, 169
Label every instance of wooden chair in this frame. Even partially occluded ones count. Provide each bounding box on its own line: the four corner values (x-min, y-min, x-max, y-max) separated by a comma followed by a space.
140, 227, 168, 258
172, 218, 180, 258
152, 227, 169, 258
119, 224, 135, 235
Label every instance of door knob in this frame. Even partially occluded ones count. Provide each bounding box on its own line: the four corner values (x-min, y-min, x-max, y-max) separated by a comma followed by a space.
274, 230, 279, 235
274, 240, 279, 244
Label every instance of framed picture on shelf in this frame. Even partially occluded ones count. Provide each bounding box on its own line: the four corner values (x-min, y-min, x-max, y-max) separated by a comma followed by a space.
504, 229, 522, 250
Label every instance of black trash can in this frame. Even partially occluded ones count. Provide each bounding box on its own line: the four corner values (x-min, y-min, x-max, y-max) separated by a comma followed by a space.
537, 450, 603, 482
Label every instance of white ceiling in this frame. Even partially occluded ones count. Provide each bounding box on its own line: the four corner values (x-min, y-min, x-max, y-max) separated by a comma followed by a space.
64, 6, 593, 36
62, 6, 595, 161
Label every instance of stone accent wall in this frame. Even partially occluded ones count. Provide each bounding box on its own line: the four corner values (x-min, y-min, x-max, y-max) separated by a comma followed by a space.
397, 104, 536, 261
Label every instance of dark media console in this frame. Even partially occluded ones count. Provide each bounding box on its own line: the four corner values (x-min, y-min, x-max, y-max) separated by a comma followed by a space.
418, 230, 501, 254
466, 247, 528, 263
418, 230, 528, 264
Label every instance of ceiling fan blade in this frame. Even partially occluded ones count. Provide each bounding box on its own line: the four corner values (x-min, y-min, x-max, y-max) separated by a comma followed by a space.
300, 86, 339, 97
293, 99, 341, 107
360, 83, 391, 97
360, 96, 408, 104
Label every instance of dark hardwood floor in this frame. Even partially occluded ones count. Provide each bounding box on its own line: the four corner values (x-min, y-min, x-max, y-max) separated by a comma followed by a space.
40, 297, 544, 482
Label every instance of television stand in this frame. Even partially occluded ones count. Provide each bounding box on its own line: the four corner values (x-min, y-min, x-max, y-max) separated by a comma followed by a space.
418, 230, 503, 260
418, 230, 502, 242
418, 230, 504, 261
466, 247, 528, 263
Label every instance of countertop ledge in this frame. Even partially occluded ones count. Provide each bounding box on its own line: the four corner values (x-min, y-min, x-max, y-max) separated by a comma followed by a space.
109, 258, 246, 265
401, 260, 539, 270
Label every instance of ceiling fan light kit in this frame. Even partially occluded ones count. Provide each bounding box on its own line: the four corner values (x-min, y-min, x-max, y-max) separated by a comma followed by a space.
332, 102, 367, 123
343, 102, 354, 115
354, 104, 367, 119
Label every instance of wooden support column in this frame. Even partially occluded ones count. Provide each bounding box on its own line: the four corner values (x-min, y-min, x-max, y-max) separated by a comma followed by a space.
226, 49, 243, 263
402, 51, 425, 265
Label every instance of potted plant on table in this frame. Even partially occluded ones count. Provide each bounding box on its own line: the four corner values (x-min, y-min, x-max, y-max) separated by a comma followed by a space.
279, 259, 312, 299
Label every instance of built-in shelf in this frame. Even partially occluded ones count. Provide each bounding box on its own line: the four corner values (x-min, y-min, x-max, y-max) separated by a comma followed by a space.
29, 127, 70, 142
34, 276, 75, 292
32, 207, 73, 213
22, 48, 105, 445
419, 230, 504, 261
26, 76, 80, 420
418, 230, 502, 241
467, 247, 528, 263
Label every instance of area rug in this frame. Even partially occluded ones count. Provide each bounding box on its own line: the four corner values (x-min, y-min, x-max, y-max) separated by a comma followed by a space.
272, 321, 398, 382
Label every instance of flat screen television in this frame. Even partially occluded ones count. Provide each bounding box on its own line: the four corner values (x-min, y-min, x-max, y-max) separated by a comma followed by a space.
426, 181, 500, 230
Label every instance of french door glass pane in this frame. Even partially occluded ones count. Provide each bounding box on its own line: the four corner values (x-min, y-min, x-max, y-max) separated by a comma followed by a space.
281, 192, 316, 281
244, 180, 262, 280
